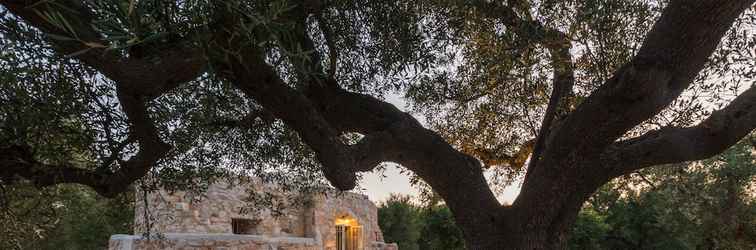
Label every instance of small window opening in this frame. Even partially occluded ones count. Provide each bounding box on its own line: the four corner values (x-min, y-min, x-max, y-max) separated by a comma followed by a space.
232, 218, 259, 234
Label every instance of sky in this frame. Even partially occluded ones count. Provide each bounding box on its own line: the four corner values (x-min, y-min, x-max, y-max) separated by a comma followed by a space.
355, 93, 523, 204
352, 67, 756, 205
359, 164, 523, 205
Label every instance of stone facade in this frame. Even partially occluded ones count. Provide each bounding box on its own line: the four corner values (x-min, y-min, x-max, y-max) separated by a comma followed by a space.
110, 180, 397, 250
109, 234, 321, 250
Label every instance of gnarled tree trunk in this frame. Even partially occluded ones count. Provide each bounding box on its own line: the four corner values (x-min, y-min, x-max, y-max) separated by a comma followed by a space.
1, 0, 756, 249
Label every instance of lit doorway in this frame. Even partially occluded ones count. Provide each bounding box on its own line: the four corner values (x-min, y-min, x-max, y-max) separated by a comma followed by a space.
335, 216, 362, 250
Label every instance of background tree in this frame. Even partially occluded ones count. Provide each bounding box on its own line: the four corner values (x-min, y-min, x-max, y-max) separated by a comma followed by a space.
417, 205, 466, 250
568, 208, 609, 250
1, 0, 755, 248
376, 138, 755, 250
568, 137, 756, 250
0, 183, 133, 250
377, 194, 466, 250
377, 194, 422, 250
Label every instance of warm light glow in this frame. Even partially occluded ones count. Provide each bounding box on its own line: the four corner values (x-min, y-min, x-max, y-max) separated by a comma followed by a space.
335, 217, 354, 226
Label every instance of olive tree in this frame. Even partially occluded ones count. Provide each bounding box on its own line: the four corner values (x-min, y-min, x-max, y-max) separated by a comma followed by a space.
1, 0, 755, 248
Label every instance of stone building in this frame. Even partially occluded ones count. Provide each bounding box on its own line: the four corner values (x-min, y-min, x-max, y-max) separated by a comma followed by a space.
109, 179, 398, 250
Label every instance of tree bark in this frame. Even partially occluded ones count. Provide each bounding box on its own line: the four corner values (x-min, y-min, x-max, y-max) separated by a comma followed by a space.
2, 0, 756, 249
170, 1, 756, 249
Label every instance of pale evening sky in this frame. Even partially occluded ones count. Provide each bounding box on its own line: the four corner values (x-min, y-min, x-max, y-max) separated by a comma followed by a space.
356, 93, 522, 205
356, 73, 755, 204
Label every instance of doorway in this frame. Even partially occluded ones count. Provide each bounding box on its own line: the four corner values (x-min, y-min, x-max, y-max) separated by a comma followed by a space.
335, 216, 362, 250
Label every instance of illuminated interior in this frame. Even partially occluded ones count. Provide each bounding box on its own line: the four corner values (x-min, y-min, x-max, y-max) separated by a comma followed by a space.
335, 217, 358, 226
335, 215, 362, 250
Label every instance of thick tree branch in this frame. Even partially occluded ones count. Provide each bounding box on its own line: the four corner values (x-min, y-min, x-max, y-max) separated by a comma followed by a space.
348, 132, 399, 172
0, 145, 107, 189
110, 88, 172, 191
304, 83, 505, 240
1, 0, 209, 196
289, 34, 507, 222
0, 86, 171, 197
288, 4, 537, 212
221, 8, 507, 229
317, 14, 338, 78
208, 3, 422, 190
468, 0, 576, 172
544, 0, 755, 162
525, 33, 575, 177
110, 45, 206, 100
1, 0, 120, 69
602, 85, 756, 175
511, 0, 755, 239
274, 2, 329, 87
210, 15, 364, 189
2, 0, 207, 98
0, 88, 172, 197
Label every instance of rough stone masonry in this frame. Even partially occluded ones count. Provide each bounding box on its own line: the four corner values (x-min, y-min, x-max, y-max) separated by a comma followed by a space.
109, 178, 398, 250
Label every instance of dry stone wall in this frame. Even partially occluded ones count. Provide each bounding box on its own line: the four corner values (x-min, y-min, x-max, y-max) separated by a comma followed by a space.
312, 192, 385, 249
134, 179, 310, 237
109, 234, 397, 250
113, 179, 398, 250
109, 234, 319, 250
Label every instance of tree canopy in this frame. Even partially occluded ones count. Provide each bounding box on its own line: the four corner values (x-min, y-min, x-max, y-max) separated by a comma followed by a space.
378, 194, 467, 250
1, 0, 755, 248
0, 183, 133, 250
569, 137, 756, 250
379, 138, 756, 250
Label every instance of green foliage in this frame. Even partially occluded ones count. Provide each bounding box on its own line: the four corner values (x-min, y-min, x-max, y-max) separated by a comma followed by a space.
600, 197, 688, 250
0, 0, 330, 195
568, 208, 609, 250
1, 0, 756, 248
0, 184, 133, 250
418, 205, 466, 250
1, 0, 754, 200
386, 137, 754, 250
41, 186, 133, 250
378, 194, 466, 250
378, 194, 422, 250
569, 138, 756, 250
